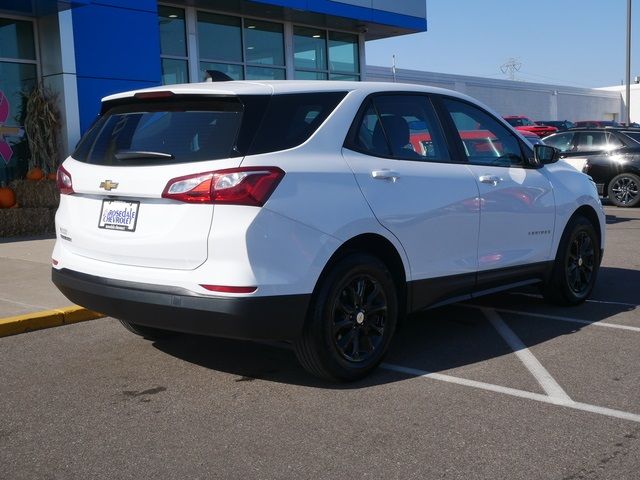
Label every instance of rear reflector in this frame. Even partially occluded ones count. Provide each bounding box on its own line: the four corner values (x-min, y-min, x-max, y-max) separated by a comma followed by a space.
200, 285, 257, 294
52, 259, 59, 266
162, 167, 284, 206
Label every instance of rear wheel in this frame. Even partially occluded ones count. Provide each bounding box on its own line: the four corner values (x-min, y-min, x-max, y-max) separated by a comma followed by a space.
118, 319, 179, 341
607, 173, 640, 207
294, 253, 398, 382
542, 215, 600, 306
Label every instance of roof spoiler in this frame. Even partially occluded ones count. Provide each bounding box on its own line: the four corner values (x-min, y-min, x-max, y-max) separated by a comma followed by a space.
205, 70, 234, 82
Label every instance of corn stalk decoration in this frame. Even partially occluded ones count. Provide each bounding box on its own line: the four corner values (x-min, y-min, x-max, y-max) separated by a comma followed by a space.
23, 84, 60, 173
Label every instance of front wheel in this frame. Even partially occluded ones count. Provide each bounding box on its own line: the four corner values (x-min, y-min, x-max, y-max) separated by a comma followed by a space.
607, 173, 640, 207
542, 215, 600, 306
294, 253, 398, 382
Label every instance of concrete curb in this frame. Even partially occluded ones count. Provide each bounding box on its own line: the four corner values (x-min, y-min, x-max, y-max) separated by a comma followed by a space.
0, 306, 104, 338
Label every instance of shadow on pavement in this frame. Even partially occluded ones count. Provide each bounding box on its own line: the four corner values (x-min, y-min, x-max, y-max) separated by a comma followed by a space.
152, 266, 637, 388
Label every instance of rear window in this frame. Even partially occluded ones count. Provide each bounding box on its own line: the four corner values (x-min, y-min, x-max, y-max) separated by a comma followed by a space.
622, 131, 640, 144
73, 92, 347, 165
73, 98, 245, 166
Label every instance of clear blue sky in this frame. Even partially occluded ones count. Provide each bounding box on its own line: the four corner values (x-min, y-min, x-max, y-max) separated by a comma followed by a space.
366, 0, 640, 88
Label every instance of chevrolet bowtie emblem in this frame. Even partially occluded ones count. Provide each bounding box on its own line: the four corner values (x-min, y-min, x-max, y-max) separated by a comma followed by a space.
100, 180, 119, 191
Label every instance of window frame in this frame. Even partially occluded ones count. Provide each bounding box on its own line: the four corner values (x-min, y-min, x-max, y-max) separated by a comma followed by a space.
343, 92, 460, 164
158, 5, 190, 84
293, 26, 361, 81
431, 94, 535, 169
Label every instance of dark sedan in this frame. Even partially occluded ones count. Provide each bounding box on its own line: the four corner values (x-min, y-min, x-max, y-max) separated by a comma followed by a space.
544, 128, 640, 207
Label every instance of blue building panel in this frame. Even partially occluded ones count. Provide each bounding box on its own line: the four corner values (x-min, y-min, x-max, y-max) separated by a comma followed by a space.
72, 1, 161, 132
76, 77, 158, 132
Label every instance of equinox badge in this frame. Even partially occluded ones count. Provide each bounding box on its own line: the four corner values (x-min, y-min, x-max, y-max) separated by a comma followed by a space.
100, 180, 119, 191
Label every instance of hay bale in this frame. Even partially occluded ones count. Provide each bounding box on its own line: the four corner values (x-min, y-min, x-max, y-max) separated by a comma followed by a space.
0, 207, 56, 237
9, 179, 59, 208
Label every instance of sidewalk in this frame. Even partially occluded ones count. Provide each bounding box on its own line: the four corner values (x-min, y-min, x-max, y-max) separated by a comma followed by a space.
0, 236, 102, 335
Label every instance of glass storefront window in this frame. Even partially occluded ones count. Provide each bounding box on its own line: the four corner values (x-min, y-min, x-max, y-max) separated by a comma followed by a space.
330, 73, 359, 81
246, 66, 285, 80
328, 32, 359, 74
295, 71, 328, 80
158, 6, 187, 57
244, 20, 284, 66
198, 13, 242, 63
294, 27, 327, 71
161, 58, 188, 84
200, 62, 244, 81
0, 18, 36, 60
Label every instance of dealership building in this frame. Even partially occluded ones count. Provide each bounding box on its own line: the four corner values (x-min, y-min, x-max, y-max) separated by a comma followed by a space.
0, 0, 631, 185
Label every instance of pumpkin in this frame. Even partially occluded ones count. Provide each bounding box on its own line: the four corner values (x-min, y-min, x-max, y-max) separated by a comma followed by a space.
0, 186, 16, 209
47, 172, 57, 181
26, 168, 44, 181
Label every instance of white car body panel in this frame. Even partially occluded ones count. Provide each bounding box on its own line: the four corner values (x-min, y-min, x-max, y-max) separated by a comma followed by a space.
53, 80, 605, 311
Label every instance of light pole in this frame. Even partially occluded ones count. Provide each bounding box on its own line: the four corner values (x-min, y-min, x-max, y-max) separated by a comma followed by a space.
626, 0, 632, 125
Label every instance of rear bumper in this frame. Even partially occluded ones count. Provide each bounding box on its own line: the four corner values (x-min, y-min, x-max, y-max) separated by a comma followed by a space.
52, 268, 310, 342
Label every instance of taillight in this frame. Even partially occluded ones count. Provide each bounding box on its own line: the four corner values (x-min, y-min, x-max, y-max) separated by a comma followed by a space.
162, 167, 284, 206
57, 165, 74, 195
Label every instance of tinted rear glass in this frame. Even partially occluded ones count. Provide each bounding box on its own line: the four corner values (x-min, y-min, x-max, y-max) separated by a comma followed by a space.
247, 92, 347, 155
73, 92, 346, 165
73, 98, 244, 166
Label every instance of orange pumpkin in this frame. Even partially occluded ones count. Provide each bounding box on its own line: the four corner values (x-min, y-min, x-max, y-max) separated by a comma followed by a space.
47, 172, 57, 181
26, 167, 44, 181
0, 186, 16, 209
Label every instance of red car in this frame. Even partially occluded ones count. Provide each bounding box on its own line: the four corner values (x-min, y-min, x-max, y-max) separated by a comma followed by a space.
503, 115, 557, 138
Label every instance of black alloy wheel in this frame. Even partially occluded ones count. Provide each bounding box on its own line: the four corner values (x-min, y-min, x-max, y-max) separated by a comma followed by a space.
565, 230, 596, 296
542, 215, 600, 306
332, 274, 388, 363
608, 173, 640, 207
294, 253, 398, 381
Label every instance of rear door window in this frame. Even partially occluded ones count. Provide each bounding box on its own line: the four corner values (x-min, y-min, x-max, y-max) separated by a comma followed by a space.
576, 131, 607, 153
347, 94, 450, 162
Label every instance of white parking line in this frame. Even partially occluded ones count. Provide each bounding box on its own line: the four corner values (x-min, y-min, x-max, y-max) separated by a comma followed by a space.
381, 363, 640, 424
481, 307, 572, 401
509, 292, 637, 308
471, 306, 640, 333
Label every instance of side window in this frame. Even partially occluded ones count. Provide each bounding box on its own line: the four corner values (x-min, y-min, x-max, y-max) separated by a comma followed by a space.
544, 132, 575, 152
350, 95, 450, 162
606, 132, 625, 150
576, 132, 607, 152
441, 98, 524, 167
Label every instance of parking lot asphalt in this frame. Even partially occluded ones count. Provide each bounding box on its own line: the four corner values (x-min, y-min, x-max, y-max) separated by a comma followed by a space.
1, 205, 639, 480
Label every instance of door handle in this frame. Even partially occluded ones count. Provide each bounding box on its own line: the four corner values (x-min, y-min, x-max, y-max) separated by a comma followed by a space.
371, 169, 400, 183
479, 175, 502, 186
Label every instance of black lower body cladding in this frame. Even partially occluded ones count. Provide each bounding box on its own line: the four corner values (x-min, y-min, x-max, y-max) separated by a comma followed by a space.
52, 268, 310, 341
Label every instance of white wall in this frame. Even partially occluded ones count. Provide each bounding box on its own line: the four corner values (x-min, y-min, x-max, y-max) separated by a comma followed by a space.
599, 84, 640, 123
366, 65, 623, 122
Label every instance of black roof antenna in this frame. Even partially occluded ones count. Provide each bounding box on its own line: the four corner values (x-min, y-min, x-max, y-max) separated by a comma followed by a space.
205, 70, 233, 82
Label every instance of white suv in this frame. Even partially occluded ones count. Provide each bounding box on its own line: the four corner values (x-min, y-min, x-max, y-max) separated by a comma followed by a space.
52, 81, 605, 381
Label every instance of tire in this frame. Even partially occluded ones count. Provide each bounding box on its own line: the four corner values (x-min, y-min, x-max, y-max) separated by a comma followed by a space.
118, 319, 179, 341
294, 253, 398, 382
542, 215, 600, 306
607, 173, 640, 207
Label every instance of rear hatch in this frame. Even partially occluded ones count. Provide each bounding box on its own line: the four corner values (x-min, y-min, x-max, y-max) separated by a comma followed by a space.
58, 91, 267, 270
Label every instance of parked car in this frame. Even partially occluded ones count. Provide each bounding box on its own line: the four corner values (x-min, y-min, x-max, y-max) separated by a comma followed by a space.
544, 127, 640, 207
536, 120, 576, 131
503, 115, 558, 137
574, 120, 620, 128
52, 81, 605, 381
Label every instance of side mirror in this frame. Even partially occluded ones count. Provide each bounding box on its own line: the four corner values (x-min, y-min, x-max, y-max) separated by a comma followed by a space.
533, 144, 559, 166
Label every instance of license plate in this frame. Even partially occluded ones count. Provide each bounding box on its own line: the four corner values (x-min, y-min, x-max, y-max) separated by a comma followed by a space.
98, 200, 140, 232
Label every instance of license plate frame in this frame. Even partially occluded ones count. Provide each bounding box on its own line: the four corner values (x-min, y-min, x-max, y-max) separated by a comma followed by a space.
98, 199, 140, 232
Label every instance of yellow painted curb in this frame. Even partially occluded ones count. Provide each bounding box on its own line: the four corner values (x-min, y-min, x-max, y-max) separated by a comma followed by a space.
0, 306, 104, 338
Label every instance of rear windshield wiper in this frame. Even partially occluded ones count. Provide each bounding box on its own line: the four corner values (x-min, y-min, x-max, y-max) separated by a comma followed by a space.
114, 150, 174, 160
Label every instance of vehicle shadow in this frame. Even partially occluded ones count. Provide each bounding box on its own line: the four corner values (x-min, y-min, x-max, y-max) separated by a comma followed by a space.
152, 266, 637, 388
605, 213, 637, 225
